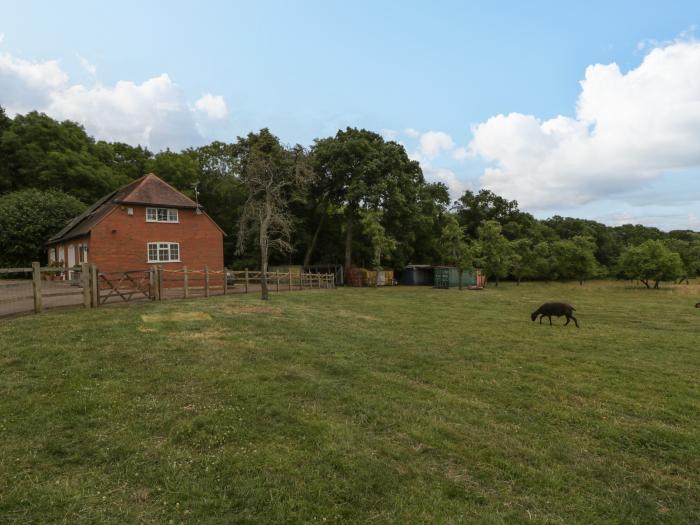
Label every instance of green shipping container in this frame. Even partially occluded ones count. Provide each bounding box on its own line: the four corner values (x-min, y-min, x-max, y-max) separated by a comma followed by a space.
433, 266, 477, 289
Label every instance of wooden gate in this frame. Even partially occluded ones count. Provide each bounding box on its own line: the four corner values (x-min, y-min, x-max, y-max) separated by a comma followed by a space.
98, 270, 151, 304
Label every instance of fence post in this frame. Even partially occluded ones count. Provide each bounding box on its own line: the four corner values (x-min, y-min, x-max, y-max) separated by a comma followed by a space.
183, 266, 189, 299
204, 266, 210, 297
245, 268, 249, 294
81, 262, 90, 308
91, 265, 99, 306
276, 271, 280, 293
288, 270, 292, 291
317, 273, 321, 289
223, 268, 228, 295
32, 261, 42, 314
157, 266, 163, 301
148, 268, 156, 301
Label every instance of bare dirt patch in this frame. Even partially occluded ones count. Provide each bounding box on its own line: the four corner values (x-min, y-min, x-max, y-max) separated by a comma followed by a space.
222, 304, 282, 316
178, 328, 230, 341
336, 309, 378, 322
141, 312, 212, 323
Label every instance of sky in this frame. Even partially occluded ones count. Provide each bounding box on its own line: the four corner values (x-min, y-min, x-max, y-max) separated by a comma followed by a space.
2, 0, 700, 230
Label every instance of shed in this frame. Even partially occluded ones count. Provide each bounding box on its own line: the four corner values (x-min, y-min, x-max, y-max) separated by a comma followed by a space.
433, 266, 483, 289
400, 265, 434, 286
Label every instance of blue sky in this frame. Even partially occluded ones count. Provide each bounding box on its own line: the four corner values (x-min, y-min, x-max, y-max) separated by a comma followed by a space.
2, 1, 700, 230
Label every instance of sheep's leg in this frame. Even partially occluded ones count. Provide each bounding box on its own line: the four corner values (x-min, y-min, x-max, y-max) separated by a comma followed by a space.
539, 315, 544, 324
548, 316, 552, 325
571, 316, 579, 328
564, 316, 570, 326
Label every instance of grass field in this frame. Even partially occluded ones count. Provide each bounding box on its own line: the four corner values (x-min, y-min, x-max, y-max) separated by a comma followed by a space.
1, 282, 699, 524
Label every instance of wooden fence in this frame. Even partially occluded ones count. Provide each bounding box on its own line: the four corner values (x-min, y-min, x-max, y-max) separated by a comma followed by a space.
0, 263, 336, 318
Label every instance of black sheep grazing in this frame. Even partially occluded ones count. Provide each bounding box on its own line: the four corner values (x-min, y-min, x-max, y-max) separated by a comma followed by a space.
531, 302, 579, 327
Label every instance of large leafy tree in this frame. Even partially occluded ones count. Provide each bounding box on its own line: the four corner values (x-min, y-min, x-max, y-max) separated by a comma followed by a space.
311, 128, 424, 271
0, 112, 127, 201
551, 235, 602, 285
453, 189, 520, 238
475, 220, 511, 286
617, 240, 684, 288
439, 214, 474, 289
0, 189, 86, 266
665, 237, 700, 282
0, 106, 10, 134
508, 238, 539, 285
359, 209, 397, 270
192, 142, 248, 262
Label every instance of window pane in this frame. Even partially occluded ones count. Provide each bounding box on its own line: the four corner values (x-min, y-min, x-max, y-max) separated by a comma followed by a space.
168, 209, 178, 222
157, 209, 168, 221
158, 247, 169, 261
147, 208, 157, 221
148, 244, 158, 261
170, 244, 179, 260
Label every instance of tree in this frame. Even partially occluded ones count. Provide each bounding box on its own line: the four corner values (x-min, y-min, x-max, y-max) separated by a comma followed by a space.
453, 189, 520, 238
359, 209, 397, 270
617, 240, 684, 288
0, 106, 10, 134
0, 111, 127, 201
475, 220, 510, 286
236, 130, 311, 300
508, 238, 538, 285
439, 214, 474, 290
311, 128, 423, 271
665, 237, 700, 282
0, 189, 86, 266
551, 235, 602, 285
532, 241, 555, 281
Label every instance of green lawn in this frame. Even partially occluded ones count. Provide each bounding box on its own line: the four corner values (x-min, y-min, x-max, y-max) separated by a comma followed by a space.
1, 282, 699, 524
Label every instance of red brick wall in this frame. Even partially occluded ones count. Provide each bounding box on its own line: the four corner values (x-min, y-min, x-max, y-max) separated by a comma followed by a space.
88, 205, 224, 273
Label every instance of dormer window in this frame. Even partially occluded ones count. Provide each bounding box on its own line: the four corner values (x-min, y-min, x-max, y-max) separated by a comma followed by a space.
146, 207, 178, 223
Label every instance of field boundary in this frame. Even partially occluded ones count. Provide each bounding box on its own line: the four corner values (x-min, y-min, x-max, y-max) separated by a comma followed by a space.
0, 263, 336, 318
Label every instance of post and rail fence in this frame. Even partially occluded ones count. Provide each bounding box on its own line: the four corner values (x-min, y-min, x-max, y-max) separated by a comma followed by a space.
0, 264, 335, 319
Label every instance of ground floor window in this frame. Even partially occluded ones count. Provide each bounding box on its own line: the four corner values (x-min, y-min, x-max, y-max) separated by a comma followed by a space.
147, 242, 180, 263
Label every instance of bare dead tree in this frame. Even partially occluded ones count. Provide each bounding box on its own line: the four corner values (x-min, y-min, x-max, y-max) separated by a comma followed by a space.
236, 144, 310, 300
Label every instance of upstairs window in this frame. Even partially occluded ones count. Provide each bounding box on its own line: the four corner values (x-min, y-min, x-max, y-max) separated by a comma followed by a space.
147, 242, 180, 263
146, 207, 179, 223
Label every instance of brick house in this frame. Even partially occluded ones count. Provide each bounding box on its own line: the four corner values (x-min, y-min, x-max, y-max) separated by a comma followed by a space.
47, 174, 224, 275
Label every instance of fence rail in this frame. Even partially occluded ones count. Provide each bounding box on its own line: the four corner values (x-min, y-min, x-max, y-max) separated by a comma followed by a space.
1, 263, 336, 318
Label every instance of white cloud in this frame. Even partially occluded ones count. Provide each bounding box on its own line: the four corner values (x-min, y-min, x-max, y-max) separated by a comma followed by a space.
0, 52, 68, 114
77, 54, 96, 77
403, 127, 420, 138
424, 166, 469, 201
469, 40, 700, 209
452, 146, 468, 161
0, 33, 5, 44
0, 50, 228, 151
689, 213, 700, 229
381, 128, 399, 140
418, 130, 455, 158
194, 93, 228, 120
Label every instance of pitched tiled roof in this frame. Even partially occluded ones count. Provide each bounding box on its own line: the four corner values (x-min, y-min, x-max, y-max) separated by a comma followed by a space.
115, 173, 198, 208
47, 174, 201, 245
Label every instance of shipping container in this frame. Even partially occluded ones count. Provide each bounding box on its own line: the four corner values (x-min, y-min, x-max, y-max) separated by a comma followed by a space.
433, 266, 483, 289
400, 265, 434, 286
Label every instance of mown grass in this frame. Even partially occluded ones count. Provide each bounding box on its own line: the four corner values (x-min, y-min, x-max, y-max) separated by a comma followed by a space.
0, 281, 699, 524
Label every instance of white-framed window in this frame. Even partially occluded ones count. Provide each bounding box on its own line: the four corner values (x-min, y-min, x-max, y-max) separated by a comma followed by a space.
146, 207, 179, 223
147, 242, 180, 263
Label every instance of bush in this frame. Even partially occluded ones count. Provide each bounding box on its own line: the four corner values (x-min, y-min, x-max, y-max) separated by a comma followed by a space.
0, 189, 85, 267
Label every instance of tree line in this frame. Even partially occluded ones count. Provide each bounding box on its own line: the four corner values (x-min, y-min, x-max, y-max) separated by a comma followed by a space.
1, 107, 698, 287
